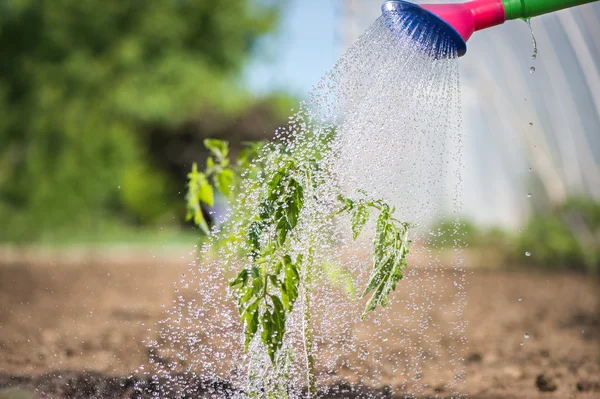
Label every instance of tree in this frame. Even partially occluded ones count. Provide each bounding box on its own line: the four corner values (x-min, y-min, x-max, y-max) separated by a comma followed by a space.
0, 0, 287, 242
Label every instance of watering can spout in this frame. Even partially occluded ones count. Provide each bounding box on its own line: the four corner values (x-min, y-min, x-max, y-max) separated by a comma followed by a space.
382, 0, 599, 57
419, 0, 505, 42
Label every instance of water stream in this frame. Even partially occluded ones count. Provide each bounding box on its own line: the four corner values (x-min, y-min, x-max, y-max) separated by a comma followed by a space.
526, 18, 538, 73
138, 12, 467, 399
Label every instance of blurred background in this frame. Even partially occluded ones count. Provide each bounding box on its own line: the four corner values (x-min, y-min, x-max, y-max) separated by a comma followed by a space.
0, 0, 598, 273
0, 0, 598, 397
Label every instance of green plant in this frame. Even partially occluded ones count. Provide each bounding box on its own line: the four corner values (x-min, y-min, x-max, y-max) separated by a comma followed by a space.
186, 139, 263, 234
186, 139, 413, 397
518, 197, 600, 273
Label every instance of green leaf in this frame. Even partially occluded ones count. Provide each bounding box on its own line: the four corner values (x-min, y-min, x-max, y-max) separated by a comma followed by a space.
261, 311, 276, 362
237, 141, 263, 167
276, 217, 289, 246
352, 203, 369, 239
286, 179, 303, 229
203, 139, 229, 161
185, 163, 212, 234
198, 178, 214, 207
242, 300, 260, 352
248, 221, 262, 256
214, 168, 235, 196
280, 255, 300, 311
192, 206, 210, 235
230, 269, 249, 288
261, 296, 286, 363
360, 207, 411, 319
269, 274, 280, 287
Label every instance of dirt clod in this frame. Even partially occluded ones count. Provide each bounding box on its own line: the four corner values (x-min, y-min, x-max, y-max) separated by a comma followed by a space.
535, 374, 557, 392
576, 380, 600, 392
465, 352, 483, 364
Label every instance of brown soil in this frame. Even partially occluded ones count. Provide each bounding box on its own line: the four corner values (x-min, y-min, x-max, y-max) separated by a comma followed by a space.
0, 250, 598, 398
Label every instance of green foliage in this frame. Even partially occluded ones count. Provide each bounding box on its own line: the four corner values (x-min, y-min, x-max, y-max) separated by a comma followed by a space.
518, 197, 600, 273
429, 198, 600, 273
118, 162, 172, 224
186, 139, 262, 235
186, 163, 214, 234
0, 0, 281, 242
229, 152, 305, 363
428, 219, 485, 248
427, 218, 512, 258
339, 196, 412, 319
187, 139, 414, 367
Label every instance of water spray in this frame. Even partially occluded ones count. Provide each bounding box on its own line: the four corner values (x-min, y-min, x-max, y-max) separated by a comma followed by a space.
382, 0, 599, 57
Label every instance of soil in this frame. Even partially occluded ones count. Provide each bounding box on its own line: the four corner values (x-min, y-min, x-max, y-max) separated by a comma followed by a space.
0, 249, 598, 398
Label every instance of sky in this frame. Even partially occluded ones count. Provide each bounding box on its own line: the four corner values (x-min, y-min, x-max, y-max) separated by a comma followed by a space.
244, 0, 340, 96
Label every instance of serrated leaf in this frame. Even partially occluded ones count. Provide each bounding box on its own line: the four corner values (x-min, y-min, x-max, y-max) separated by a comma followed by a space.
248, 221, 262, 256
361, 251, 393, 297
352, 203, 369, 239
361, 206, 411, 319
230, 269, 249, 288
261, 311, 277, 362
280, 255, 300, 311
261, 296, 285, 363
276, 217, 289, 246
242, 300, 260, 352
286, 180, 303, 229
269, 274, 280, 287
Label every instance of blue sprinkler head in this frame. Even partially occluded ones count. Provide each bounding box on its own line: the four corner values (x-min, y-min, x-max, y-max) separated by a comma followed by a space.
381, 1, 467, 57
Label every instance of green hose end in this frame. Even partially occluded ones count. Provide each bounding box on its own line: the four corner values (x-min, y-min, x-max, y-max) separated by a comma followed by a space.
502, 0, 598, 20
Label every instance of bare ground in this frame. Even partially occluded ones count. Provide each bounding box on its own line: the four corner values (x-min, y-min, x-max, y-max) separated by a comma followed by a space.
0, 249, 598, 398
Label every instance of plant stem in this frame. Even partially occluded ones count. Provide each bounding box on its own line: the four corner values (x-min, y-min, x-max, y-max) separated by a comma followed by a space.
302, 167, 317, 398
302, 250, 317, 398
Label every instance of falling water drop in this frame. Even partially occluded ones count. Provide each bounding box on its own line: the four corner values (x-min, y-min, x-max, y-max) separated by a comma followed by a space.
529, 122, 533, 127
527, 193, 532, 198
524, 333, 530, 339
528, 168, 532, 173
526, 18, 538, 70
518, 298, 523, 302
525, 251, 531, 257
520, 342, 525, 347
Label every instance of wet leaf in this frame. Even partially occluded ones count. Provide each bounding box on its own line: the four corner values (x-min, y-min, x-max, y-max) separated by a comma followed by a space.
280, 255, 300, 311
351, 203, 369, 239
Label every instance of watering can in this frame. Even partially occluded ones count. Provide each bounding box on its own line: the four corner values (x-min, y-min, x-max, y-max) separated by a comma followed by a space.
382, 0, 599, 57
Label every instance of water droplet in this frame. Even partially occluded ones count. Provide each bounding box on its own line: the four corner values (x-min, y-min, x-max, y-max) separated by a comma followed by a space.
528, 168, 532, 173
526, 18, 538, 63
524, 333, 530, 339
530, 66, 536, 73
529, 122, 533, 127
518, 298, 523, 302
520, 342, 525, 347
525, 251, 531, 257
527, 193, 532, 198
117, 185, 121, 189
